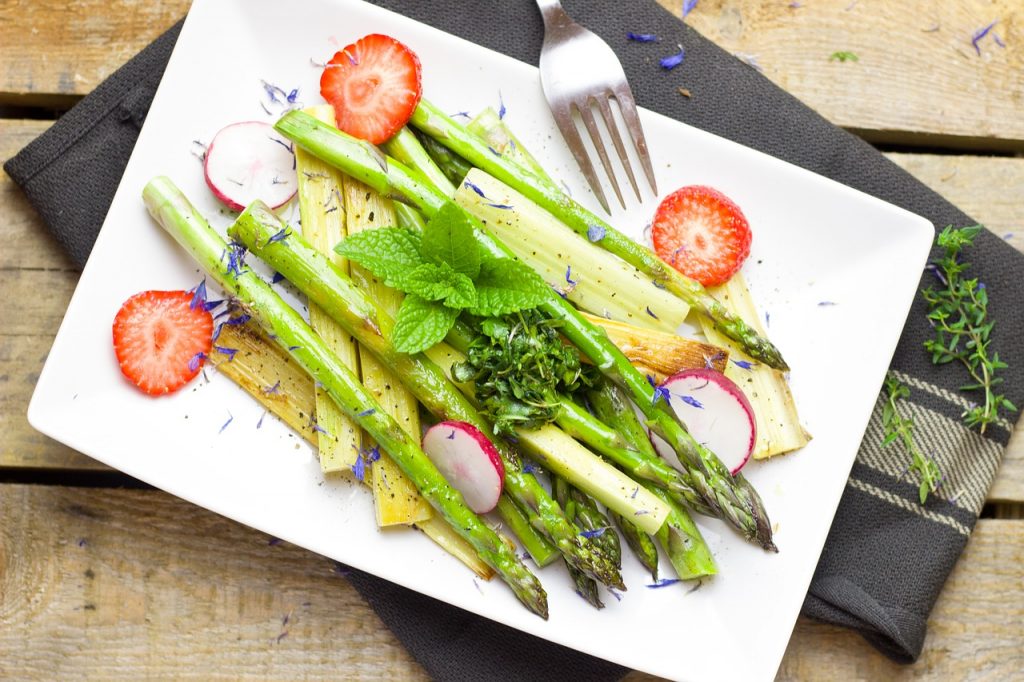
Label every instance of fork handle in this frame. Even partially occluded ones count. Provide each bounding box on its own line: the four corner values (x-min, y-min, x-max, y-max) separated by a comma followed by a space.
535, 0, 573, 31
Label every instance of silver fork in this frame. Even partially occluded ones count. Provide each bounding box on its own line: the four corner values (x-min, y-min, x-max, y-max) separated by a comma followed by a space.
535, 0, 657, 213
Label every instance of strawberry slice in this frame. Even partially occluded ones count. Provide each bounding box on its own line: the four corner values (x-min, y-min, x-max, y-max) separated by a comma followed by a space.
112, 290, 214, 396
320, 34, 422, 144
652, 185, 752, 287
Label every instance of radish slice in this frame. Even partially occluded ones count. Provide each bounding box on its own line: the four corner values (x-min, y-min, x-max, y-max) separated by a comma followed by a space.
422, 421, 505, 513
203, 121, 297, 211
660, 368, 756, 475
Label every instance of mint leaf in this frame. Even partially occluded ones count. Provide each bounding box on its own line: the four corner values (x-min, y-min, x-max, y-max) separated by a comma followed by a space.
421, 202, 481, 279
403, 262, 477, 308
469, 258, 551, 316
390, 294, 460, 354
334, 228, 426, 291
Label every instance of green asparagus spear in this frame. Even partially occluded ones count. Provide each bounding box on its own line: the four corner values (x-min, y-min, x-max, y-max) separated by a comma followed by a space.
409, 99, 787, 371
142, 176, 547, 618
553, 476, 609, 610
566, 560, 605, 610
610, 510, 659, 581
383, 127, 456, 196
496, 495, 560, 567
554, 476, 622, 569
466, 107, 557, 188
650, 487, 717, 581
588, 380, 716, 580
231, 199, 625, 590
273, 110, 775, 551
416, 130, 474, 186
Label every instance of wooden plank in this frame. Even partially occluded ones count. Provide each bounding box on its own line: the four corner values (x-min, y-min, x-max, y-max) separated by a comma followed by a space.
0, 334, 105, 471
0, 269, 101, 471
657, 0, 1024, 148
0, 483, 1020, 680
1, 1, 1022, 145
0, 483, 428, 680
0, 0, 189, 106
0, 120, 100, 470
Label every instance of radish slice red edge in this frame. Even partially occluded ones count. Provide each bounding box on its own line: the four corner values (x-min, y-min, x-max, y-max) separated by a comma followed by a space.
203, 121, 298, 212
660, 368, 757, 475
422, 421, 505, 513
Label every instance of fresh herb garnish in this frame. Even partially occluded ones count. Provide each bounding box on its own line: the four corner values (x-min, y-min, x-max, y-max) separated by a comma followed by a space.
882, 375, 941, 504
452, 311, 596, 436
829, 51, 859, 62
922, 226, 1015, 432
335, 201, 550, 353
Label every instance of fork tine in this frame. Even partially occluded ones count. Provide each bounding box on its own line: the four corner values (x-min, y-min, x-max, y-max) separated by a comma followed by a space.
549, 103, 611, 213
611, 84, 658, 196
595, 95, 641, 202
578, 98, 625, 210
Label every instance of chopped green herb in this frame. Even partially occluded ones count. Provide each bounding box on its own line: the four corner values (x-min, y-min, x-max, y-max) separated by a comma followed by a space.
829, 51, 859, 62
452, 311, 597, 436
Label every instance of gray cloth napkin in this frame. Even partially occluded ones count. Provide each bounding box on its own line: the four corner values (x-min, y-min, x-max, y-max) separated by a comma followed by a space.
6, 0, 1023, 677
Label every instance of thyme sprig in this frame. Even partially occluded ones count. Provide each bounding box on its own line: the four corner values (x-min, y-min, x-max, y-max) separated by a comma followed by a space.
882, 375, 942, 504
922, 226, 1016, 433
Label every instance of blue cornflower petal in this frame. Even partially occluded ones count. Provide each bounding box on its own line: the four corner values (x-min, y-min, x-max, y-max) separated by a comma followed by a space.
188, 352, 206, 372
579, 527, 609, 539
267, 228, 291, 244
189, 278, 207, 310
971, 20, 998, 55
464, 180, 487, 198
647, 374, 671, 405
680, 395, 704, 409
587, 224, 607, 242
627, 32, 659, 42
659, 45, 686, 70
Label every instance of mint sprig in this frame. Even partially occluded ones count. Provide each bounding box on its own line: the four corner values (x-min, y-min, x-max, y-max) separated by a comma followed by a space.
335, 201, 550, 353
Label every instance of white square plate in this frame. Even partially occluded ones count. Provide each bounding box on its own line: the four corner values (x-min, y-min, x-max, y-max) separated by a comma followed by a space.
28, 1, 934, 679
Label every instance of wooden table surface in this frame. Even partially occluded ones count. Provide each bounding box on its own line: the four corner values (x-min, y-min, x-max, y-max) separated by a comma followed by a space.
1, 1, 1022, 679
